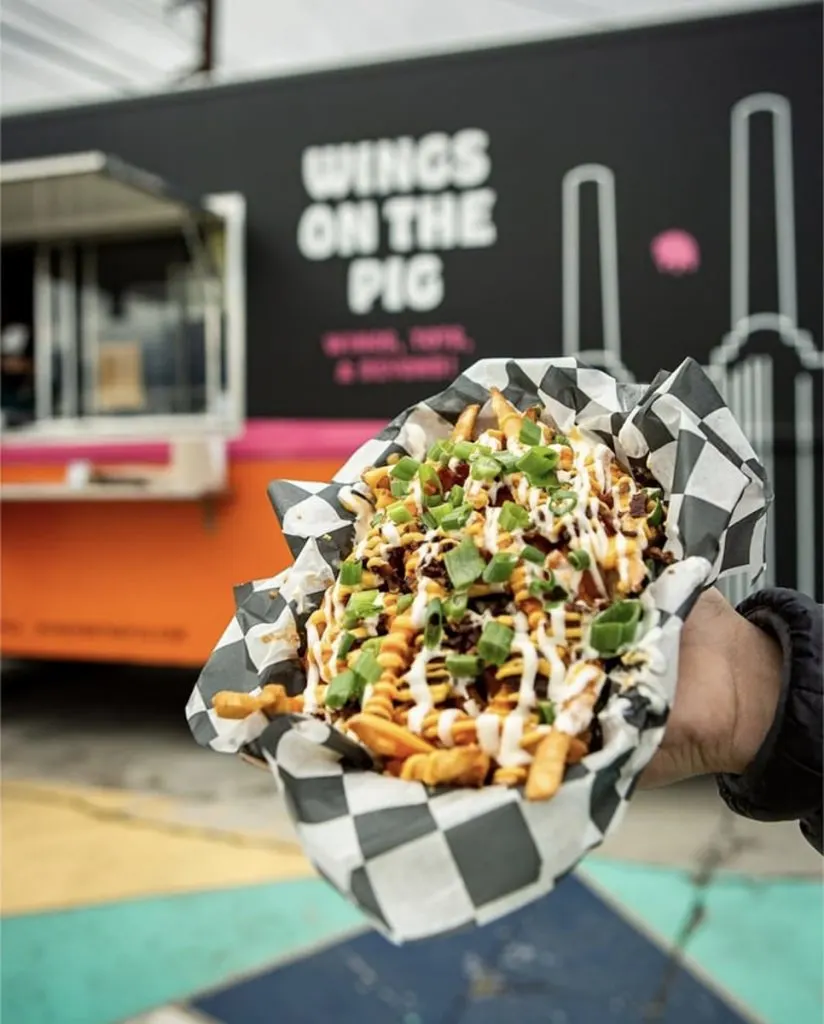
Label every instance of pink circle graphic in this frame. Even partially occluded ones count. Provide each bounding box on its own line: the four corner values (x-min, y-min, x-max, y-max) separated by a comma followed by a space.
650, 229, 701, 275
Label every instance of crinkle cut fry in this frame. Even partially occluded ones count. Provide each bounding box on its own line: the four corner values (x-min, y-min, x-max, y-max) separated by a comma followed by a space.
400, 746, 490, 787
525, 729, 572, 801
364, 608, 417, 719
212, 684, 295, 720
489, 387, 524, 440
450, 403, 480, 442
347, 712, 435, 759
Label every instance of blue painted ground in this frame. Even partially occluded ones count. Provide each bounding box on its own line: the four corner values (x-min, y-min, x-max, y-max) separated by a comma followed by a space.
194, 874, 747, 1024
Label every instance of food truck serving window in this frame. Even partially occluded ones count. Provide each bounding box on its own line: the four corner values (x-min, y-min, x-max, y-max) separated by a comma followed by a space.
0, 152, 244, 440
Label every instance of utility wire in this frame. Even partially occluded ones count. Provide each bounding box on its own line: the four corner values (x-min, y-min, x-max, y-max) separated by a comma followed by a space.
1, 44, 72, 91
0, 22, 139, 90
5, 0, 170, 78
86, 0, 192, 44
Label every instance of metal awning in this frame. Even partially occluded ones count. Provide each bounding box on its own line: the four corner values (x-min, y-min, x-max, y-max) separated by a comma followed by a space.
0, 151, 221, 243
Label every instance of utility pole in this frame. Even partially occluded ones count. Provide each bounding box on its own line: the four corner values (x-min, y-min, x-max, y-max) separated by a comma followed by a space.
196, 0, 215, 75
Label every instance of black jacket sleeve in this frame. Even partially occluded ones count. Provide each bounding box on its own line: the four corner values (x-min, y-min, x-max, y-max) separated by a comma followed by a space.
716, 588, 823, 854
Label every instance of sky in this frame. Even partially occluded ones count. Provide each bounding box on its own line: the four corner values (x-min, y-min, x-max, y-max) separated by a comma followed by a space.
0, 0, 792, 114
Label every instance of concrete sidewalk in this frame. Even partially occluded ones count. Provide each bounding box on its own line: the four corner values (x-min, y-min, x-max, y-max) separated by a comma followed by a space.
2, 660, 821, 1024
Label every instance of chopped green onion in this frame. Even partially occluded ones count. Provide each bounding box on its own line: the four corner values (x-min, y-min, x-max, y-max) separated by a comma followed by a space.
339, 560, 363, 586
519, 418, 542, 446
499, 501, 530, 532
553, 434, 569, 447
516, 446, 559, 477
445, 654, 483, 677
521, 545, 545, 564
590, 599, 643, 655
537, 700, 555, 725
387, 502, 413, 525
444, 537, 486, 589
389, 456, 420, 480
418, 462, 442, 494
427, 440, 453, 464
482, 551, 519, 583
529, 579, 567, 602
532, 470, 559, 490
478, 620, 514, 666
423, 598, 444, 649
421, 510, 438, 531
449, 484, 464, 506
428, 501, 456, 526
439, 504, 474, 531
452, 440, 475, 461
353, 650, 382, 686
444, 591, 468, 621
343, 589, 381, 627
370, 513, 383, 528
589, 622, 624, 655
360, 636, 381, 654
390, 479, 409, 498
493, 451, 519, 473
425, 492, 445, 508
470, 455, 501, 481
324, 669, 363, 710
396, 594, 414, 613
647, 497, 664, 528
549, 490, 578, 516
567, 549, 591, 571
338, 632, 356, 658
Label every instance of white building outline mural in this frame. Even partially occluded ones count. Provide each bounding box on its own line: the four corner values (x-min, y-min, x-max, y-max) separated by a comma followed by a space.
561, 93, 823, 600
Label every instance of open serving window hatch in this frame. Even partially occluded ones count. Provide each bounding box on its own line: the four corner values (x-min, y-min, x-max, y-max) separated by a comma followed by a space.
0, 152, 246, 501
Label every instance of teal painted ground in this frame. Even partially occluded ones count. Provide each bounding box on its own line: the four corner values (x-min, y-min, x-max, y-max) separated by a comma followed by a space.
582, 859, 824, 1024
0, 879, 366, 1024
3, 865, 820, 1024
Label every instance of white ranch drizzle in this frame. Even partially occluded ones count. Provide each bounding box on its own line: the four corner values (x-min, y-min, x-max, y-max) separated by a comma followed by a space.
303, 620, 323, 713
409, 578, 433, 629
497, 712, 531, 767
404, 646, 438, 724
615, 532, 631, 590
512, 613, 539, 711
475, 712, 501, 755
381, 521, 402, 547
483, 507, 502, 553
437, 707, 460, 747
549, 603, 567, 642
477, 430, 503, 451
406, 703, 430, 735
535, 622, 567, 691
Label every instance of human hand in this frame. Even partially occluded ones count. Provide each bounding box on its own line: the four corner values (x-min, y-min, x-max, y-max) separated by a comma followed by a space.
639, 588, 783, 788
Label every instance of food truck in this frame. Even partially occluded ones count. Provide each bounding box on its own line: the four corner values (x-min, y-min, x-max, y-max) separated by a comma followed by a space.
1, 2, 821, 666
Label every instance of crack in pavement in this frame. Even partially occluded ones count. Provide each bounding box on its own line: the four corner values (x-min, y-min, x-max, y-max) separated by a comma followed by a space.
643, 808, 759, 1021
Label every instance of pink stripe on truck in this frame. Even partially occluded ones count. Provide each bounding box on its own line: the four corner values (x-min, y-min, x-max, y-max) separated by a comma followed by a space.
0, 419, 388, 465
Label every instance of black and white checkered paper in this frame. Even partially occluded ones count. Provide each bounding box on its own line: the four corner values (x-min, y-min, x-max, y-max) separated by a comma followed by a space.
186, 357, 770, 942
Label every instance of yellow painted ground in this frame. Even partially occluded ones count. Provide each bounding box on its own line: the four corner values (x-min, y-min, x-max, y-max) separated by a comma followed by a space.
1, 780, 314, 916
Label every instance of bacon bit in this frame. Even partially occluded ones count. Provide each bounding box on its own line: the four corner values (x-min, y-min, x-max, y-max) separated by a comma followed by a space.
437, 466, 457, 491
578, 570, 602, 602
602, 517, 617, 537
601, 492, 614, 509
523, 533, 553, 554
647, 546, 675, 565
629, 492, 647, 518
493, 486, 514, 507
